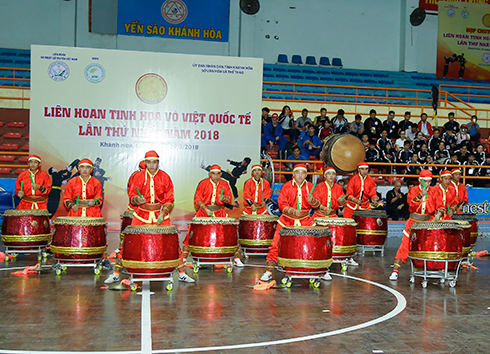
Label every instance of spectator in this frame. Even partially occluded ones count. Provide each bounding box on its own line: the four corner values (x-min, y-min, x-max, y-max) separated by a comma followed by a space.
456, 145, 470, 164
278, 105, 298, 143
349, 114, 365, 138
382, 141, 397, 176
443, 128, 457, 151
331, 109, 349, 134
318, 119, 333, 142
398, 111, 412, 135
417, 113, 433, 139
464, 153, 481, 187
261, 107, 271, 134
475, 144, 485, 164
364, 109, 382, 143
412, 132, 426, 152
377, 130, 390, 152
468, 115, 481, 149
479, 153, 490, 182
382, 110, 399, 139
456, 124, 472, 150
365, 142, 381, 163
298, 122, 312, 140
394, 130, 407, 151
445, 153, 461, 166
313, 108, 328, 129
428, 128, 442, 153
396, 141, 413, 174
285, 145, 308, 181
262, 113, 288, 152
434, 141, 450, 164
417, 143, 430, 163
296, 108, 313, 131
404, 154, 421, 186
425, 155, 439, 180
361, 133, 370, 149
406, 123, 418, 143
299, 125, 322, 158
443, 112, 460, 134
386, 181, 409, 221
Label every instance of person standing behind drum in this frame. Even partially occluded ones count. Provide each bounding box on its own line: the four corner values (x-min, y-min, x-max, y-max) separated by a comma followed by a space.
243, 165, 271, 215
312, 167, 344, 218
343, 162, 379, 219
126, 160, 146, 211
389, 170, 436, 280
450, 168, 468, 213
260, 164, 332, 282
63, 159, 102, 217
15, 155, 51, 210
432, 170, 457, 221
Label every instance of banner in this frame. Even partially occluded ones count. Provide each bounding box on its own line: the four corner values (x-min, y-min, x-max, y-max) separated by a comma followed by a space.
30, 45, 262, 230
466, 187, 490, 220
420, 0, 490, 12
117, 0, 229, 42
436, 1, 490, 81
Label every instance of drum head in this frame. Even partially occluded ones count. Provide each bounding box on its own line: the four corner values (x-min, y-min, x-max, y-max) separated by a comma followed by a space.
3, 209, 50, 217
279, 226, 331, 237
123, 224, 180, 235
452, 213, 478, 222
121, 210, 134, 218
353, 210, 388, 218
323, 134, 366, 173
53, 216, 107, 226
188, 217, 239, 225
239, 214, 278, 222
314, 217, 357, 226
410, 221, 462, 230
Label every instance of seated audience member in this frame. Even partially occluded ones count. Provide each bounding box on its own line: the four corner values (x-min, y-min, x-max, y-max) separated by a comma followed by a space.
456, 124, 472, 151
331, 109, 349, 134
285, 145, 308, 180
404, 154, 421, 186
349, 114, 364, 138
475, 144, 485, 164
383, 110, 399, 139
382, 141, 397, 175
425, 156, 439, 181
464, 153, 481, 187
412, 132, 426, 153
313, 108, 328, 129
417, 113, 433, 139
376, 130, 390, 152
396, 141, 413, 174
468, 115, 481, 150
443, 128, 457, 151
296, 108, 313, 131
445, 152, 461, 166
456, 145, 470, 164
318, 119, 333, 142
395, 130, 407, 151
406, 123, 418, 143
364, 109, 382, 143
386, 181, 409, 221
428, 128, 443, 153
299, 125, 322, 158
479, 153, 490, 182
365, 142, 381, 164
434, 141, 450, 164
417, 143, 430, 163
262, 113, 288, 152
397, 111, 412, 136
361, 133, 370, 149
278, 105, 298, 143
261, 107, 271, 134
298, 122, 312, 140
443, 112, 460, 134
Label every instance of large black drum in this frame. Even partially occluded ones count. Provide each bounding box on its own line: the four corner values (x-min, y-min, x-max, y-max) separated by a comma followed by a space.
322, 134, 366, 173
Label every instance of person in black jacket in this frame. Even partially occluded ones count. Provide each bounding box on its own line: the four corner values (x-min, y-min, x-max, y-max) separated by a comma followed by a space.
382, 111, 399, 139
47, 160, 78, 218
396, 141, 413, 174
364, 109, 382, 143
386, 181, 408, 220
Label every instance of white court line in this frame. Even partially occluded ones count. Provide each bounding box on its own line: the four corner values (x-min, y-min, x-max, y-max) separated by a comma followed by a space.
139, 280, 152, 354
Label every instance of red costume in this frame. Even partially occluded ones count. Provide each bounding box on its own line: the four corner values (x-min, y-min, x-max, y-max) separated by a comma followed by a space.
243, 166, 271, 215
312, 179, 344, 218
15, 155, 51, 210
126, 161, 147, 212
266, 165, 315, 263
63, 159, 103, 218
432, 183, 457, 220
344, 168, 377, 219
450, 169, 468, 213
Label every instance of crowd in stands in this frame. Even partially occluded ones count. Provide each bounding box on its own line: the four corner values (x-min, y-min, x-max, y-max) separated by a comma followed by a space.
261, 106, 489, 189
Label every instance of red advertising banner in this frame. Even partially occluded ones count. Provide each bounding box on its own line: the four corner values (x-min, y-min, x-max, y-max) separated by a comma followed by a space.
420, 0, 490, 12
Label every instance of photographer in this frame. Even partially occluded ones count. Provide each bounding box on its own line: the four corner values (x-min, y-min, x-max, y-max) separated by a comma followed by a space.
468, 115, 481, 150
456, 124, 472, 151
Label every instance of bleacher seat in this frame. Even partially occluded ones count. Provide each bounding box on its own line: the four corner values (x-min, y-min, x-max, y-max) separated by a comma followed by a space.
332, 58, 343, 67
277, 54, 288, 64
305, 76, 319, 81
0, 121, 4, 127
3, 132, 22, 139
18, 53, 30, 58
0, 70, 13, 78
319, 57, 330, 66
21, 144, 29, 151
302, 69, 316, 74
291, 55, 303, 65
0, 143, 19, 150
288, 68, 301, 73
0, 167, 12, 174
291, 75, 304, 80
0, 59, 13, 65
345, 72, 358, 77
305, 56, 317, 65
18, 156, 29, 162
350, 78, 363, 83
0, 155, 15, 162
276, 74, 289, 79
264, 73, 274, 79
7, 122, 26, 128
263, 67, 272, 72
14, 168, 27, 175
273, 67, 286, 72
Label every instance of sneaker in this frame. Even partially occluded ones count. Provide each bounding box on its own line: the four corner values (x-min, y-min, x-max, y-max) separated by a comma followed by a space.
234, 258, 244, 267
260, 270, 273, 282
104, 273, 120, 284
321, 272, 332, 281
389, 272, 398, 281
346, 258, 359, 266
179, 273, 195, 283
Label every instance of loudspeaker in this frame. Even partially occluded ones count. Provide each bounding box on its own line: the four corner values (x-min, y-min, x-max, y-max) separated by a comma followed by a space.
410, 7, 426, 27
240, 0, 260, 15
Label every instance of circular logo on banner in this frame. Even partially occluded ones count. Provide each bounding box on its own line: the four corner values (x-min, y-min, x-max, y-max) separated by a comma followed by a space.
482, 52, 490, 64
48, 61, 69, 82
161, 0, 188, 24
483, 13, 490, 27
461, 10, 469, 19
135, 73, 168, 104
447, 9, 455, 17
84, 63, 105, 83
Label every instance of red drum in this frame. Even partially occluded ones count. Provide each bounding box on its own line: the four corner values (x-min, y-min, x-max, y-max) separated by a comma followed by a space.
51, 217, 107, 263
238, 214, 278, 253
1, 209, 50, 250
450, 221, 471, 257
120, 210, 133, 235
352, 210, 388, 246
315, 217, 357, 260
452, 214, 478, 247
188, 217, 239, 262
278, 226, 332, 276
122, 225, 180, 278
409, 221, 463, 270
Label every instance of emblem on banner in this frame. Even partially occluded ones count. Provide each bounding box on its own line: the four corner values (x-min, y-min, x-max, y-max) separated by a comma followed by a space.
135, 73, 168, 104
447, 9, 455, 18
84, 63, 106, 83
483, 13, 490, 27
161, 0, 188, 24
461, 10, 469, 19
482, 52, 490, 64
48, 61, 69, 82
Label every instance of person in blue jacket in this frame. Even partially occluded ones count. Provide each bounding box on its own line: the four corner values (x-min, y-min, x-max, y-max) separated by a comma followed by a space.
262, 113, 288, 152
299, 125, 322, 157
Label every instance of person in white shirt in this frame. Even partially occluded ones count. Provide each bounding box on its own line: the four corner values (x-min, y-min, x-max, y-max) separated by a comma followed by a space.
395, 130, 407, 151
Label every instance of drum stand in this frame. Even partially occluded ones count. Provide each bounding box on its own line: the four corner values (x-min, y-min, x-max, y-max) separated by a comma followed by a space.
4, 245, 48, 262
278, 267, 323, 288
241, 246, 269, 259
408, 256, 463, 288
51, 257, 104, 275
332, 257, 349, 272
123, 271, 174, 291
191, 256, 234, 274
357, 244, 385, 257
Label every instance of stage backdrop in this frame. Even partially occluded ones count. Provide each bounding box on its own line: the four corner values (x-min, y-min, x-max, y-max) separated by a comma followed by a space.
30, 45, 262, 230
436, 1, 490, 81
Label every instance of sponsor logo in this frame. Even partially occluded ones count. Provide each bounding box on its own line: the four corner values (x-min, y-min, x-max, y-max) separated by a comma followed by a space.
85, 63, 106, 83
135, 73, 168, 104
161, 0, 188, 24
48, 61, 69, 82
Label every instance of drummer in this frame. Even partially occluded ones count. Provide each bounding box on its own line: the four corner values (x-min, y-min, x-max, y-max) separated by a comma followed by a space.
126, 160, 146, 211
390, 170, 436, 280
15, 154, 51, 210
433, 169, 458, 221
343, 162, 379, 219
182, 164, 242, 266
450, 168, 468, 213
243, 164, 271, 215
260, 164, 333, 282
63, 159, 102, 217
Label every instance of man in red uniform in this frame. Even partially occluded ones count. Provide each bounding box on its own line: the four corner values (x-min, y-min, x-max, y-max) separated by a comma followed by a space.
242, 164, 271, 215
126, 160, 146, 211
15, 155, 51, 210
63, 159, 102, 217
450, 168, 468, 213
182, 164, 236, 264
390, 170, 435, 281
343, 162, 379, 219
106, 151, 194, 284
260, 164, 332, 281
433, 169, 458, 221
